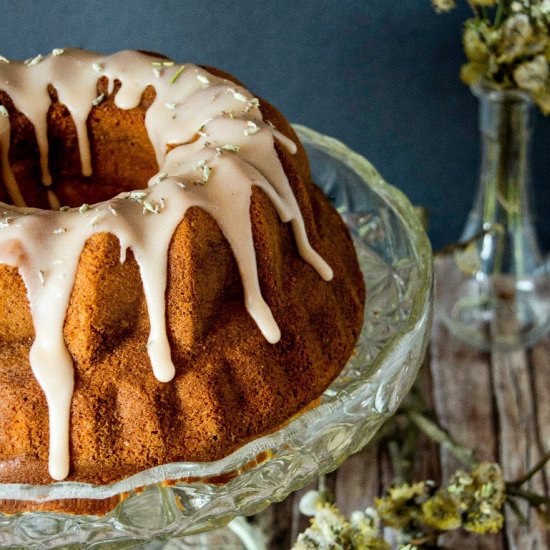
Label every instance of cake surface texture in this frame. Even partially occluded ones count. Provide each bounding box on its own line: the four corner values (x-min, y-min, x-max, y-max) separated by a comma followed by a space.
0, 49, 365, 492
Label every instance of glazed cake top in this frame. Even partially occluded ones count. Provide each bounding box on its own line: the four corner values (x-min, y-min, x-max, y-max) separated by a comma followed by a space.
0, 49, 332, 480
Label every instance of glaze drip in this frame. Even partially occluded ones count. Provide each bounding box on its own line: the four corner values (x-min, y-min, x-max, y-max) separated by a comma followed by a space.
0, 49, 332, 480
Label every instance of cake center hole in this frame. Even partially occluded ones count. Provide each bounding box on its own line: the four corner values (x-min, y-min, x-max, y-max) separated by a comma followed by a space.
0, 84, 158, 210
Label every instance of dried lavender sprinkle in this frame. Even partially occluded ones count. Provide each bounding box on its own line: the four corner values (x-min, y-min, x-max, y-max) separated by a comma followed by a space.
170, 65, 186, 84
151, 172, 168, 186
129, 190, 147, 200
142, 200, 160, 214
26, 54, 44, 67
221, 144, 240, 152
244, 121, 260, 136
202, 164, 211, 182
92, 93, 105, 106
233, 92, 247, 102
152, 60, 174, 67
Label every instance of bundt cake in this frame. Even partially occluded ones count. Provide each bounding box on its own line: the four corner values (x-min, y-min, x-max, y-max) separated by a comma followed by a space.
0, 49, 365, 489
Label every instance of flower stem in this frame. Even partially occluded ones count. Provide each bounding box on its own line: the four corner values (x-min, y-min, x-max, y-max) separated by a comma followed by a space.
388, 440, 408, 485
494, 0, 505, 27
404, 410, 477, 469
508, 448, 550, 487
481, 6, 489, 22
507, 486, 550, 507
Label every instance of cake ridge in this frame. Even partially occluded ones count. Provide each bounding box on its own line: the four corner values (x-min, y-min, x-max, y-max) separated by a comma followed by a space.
0, 49, 332, 481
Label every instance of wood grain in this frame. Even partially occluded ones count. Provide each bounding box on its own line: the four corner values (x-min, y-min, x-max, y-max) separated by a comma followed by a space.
253, 257, 550, 549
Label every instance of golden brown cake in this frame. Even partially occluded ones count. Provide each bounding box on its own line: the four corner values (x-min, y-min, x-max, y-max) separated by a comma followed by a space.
0, 50, 364, 495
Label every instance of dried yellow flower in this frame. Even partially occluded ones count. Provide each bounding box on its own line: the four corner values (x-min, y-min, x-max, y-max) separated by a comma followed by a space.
514, 54, 549, 93
388, 481, 426, 501
421, 493, 462, 530
464, 508, 505, 534
293, 503, 391, 550
471, 0, 498, 6
463, 27, 490, 62
349, 509, 392, 549
499, 13, 537, 62
375, 482, 427, 529
375, 498, 415, 529
433, 0, 550, 112
534, 86, 550, 113
432, 0, 456, 13
460, 61, 487, 85
471, 462, 505, 507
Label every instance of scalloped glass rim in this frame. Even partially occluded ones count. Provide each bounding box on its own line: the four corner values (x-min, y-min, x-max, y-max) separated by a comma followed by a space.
0, 125, 433, 538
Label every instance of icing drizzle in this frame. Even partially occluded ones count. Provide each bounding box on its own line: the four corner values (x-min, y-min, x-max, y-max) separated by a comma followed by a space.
0, 49, 332, 481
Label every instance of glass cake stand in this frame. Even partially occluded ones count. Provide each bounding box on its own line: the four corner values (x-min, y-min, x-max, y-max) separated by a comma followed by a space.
0, 125, 433, 548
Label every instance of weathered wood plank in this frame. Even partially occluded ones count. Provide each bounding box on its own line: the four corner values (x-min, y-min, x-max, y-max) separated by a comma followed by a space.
412, 357, 442, 484
253, 257, 550, 549
492, 349, 550, 550
289, 481, 317, 545
432, 260, 499, 467
531, 341, 550, 487
431, 258, 503, 550
251, 495, 294, 549
334, 445, 381, 518
429, 336, 503, 548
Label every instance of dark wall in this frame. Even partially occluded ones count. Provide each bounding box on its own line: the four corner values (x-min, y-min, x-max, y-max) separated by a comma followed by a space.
1, 0, 549, 251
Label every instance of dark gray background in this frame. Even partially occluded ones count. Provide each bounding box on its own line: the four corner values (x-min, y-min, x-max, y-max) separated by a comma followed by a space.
1, 0, 549, 250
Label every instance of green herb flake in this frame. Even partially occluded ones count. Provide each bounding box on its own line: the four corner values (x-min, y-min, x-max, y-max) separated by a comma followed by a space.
170, 65, 186, 84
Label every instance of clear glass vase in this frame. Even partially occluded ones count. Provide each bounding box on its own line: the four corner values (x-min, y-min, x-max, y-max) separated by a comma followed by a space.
439, 85, 550, 350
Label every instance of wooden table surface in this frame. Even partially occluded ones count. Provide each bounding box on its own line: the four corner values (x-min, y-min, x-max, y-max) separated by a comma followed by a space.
250, 256, 550, 549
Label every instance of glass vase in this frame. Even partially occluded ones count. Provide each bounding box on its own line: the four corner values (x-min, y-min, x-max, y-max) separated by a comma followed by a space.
439, 85, 550, 350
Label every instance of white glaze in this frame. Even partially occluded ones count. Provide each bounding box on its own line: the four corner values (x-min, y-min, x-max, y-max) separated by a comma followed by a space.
0, 49, 333, 480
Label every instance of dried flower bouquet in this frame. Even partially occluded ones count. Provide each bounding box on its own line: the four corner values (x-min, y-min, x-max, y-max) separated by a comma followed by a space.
434, 0, 550, 112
